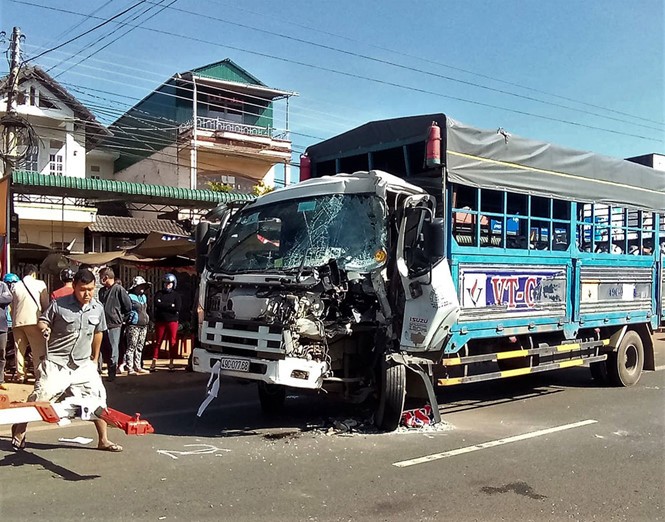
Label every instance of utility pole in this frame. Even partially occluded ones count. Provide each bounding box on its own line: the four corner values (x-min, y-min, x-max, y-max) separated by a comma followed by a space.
2, 26, 23, 273
5, 27, 21, 117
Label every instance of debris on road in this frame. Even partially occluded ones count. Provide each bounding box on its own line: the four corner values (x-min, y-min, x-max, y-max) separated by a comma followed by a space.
58, 436, 93, 445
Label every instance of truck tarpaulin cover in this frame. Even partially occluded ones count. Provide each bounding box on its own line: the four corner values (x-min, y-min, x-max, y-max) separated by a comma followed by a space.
306, 113, 664, 212
445, 117, 665, 212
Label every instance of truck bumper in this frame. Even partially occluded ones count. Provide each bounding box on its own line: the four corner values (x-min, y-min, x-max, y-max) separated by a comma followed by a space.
192, 348, 327, 389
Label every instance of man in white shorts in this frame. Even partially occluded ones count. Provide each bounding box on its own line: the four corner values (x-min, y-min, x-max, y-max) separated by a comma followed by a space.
11, 269, 123, 452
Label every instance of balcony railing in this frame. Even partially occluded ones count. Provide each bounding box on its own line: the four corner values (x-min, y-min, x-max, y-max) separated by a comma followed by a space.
179, 116, 288, 139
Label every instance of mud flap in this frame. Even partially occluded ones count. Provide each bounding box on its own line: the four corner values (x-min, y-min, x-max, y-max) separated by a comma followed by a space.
385, 353, 441, 425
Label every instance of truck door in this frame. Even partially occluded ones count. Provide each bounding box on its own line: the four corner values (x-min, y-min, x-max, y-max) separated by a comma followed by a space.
397, 195, 460, 352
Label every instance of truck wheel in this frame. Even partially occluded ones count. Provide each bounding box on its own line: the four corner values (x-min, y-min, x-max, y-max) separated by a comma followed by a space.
607, 330, 644, 387
375, 361, 406, 431
589, 360, 608, 383
258, 382, 286, 413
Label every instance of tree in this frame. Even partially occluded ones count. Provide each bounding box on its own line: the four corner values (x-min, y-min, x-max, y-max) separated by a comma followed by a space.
207, 181, 232, 192
252, 180, 274, 196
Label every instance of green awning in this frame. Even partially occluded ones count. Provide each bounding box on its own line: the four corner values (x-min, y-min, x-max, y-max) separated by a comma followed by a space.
11, 171, 254, 208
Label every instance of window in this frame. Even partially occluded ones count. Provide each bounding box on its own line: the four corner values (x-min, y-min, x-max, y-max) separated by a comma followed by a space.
20, 149, 39, 172
49, 154, 63, 176
451, 184, 571, 251
576, 203, 655, 255
38, 93, 57, 109
90, 165, 101, 173
206, 94, 244, 123
29, 86, 36, 106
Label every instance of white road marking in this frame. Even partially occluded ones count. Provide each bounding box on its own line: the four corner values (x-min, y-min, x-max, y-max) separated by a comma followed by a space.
654, 365, 665, 372
157, 443, 231, 460
392, 419, 598, 468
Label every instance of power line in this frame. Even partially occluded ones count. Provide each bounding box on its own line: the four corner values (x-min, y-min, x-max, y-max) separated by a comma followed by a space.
52, 0, 178, 79
30, 0, 117, 57
205, 0, 664, 129
24, 0, 147, 63
14, 0, 663, 144
139, 0, 664, 133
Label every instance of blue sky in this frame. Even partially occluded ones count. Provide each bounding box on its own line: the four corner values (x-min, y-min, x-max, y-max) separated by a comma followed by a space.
2, 0, 663, 170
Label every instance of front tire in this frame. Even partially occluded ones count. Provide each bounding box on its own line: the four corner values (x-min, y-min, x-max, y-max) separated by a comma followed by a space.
375, 360, 406, 431
607, 330, 644, 387
257, 382, 286, 413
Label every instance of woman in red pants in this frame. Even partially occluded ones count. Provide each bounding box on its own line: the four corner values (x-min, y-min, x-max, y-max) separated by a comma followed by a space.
150, 273, 182, 372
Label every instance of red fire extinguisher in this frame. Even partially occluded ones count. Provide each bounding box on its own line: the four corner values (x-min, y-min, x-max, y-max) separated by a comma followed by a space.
425, 122, 441, 168
299, 154, 311, 181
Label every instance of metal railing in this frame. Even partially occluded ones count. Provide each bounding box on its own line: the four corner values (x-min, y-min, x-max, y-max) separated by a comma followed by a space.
179, 116, 280, 138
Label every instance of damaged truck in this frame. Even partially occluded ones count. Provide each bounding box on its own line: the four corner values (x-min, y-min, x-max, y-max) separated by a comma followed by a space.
193, 113, 664, 430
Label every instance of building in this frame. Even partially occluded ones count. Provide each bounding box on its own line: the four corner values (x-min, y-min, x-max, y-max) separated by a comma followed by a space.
0, 65, 116, 263
101, 59, 297, 193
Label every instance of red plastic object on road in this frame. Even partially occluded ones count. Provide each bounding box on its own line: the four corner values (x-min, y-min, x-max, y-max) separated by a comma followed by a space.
0, 393, 154, 435
97, 408, 155, 435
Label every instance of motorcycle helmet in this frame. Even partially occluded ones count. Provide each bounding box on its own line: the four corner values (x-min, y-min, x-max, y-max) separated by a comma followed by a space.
3, 273, 19, 284
162, 273, 177, 290
60, 267, 75, 283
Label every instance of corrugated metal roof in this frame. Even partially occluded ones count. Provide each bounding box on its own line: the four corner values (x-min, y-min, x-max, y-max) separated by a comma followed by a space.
11, 171, 254, 208
88, 215, 186, 236
190, 59, 266, 86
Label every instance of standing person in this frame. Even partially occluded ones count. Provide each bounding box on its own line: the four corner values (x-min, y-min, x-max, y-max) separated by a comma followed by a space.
3, 273, 20, 379
150, 273, 182, 372
10, 269, 122, 452
11, 264, 49, 384
50, 268, 75, 301
125, 276, 150, 375
0, 272, 14, 390
97, 268, 132, 381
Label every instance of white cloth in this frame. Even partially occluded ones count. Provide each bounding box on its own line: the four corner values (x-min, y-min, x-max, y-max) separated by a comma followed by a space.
29, 359, 107, 409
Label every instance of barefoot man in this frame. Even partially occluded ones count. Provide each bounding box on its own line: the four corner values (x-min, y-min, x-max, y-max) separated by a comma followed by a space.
11, 269, 123, 452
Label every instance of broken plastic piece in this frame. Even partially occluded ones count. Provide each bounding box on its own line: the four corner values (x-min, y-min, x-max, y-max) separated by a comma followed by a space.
96, 407, 155, 435
401, 405, 434, 428
197, 361, 222, 417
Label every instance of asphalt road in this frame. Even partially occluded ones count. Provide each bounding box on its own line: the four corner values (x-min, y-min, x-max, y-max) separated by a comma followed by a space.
1, 365, 663, 522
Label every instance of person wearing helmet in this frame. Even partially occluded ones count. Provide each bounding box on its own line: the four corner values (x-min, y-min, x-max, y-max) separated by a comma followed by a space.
50, 267, 76, 301
0, 270, 14, 390
2, 273, 19, 380
3, 272, 19, 287
124, 276, 151, 375
150, 273, 181, 372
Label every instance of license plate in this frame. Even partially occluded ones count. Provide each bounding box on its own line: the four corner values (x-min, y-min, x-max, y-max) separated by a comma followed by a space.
216, 357, 250, 372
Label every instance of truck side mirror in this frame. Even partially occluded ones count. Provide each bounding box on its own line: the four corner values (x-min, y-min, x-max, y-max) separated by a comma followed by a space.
195, 221, 210, 273
424, 218, 445, 259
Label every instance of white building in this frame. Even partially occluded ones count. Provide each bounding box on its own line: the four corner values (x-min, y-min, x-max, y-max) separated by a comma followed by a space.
0, 65, 114, 263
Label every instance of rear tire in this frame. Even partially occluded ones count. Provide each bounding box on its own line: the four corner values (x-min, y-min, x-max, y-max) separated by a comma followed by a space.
607, 330, 644, 387
375, 361, 406, 431
258, 382, 286, 413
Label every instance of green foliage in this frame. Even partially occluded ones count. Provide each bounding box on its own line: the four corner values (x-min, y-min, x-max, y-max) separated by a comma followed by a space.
208, 181, 232, 192
252, 180, 274, 196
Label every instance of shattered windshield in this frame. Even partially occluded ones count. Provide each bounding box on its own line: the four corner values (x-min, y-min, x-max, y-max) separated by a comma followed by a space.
208, 193, 387, 274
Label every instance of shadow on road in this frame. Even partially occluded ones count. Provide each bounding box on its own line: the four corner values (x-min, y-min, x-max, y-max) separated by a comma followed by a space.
0, 442, 101, 481
99, 365, 618, 438
151, 391, 377, 438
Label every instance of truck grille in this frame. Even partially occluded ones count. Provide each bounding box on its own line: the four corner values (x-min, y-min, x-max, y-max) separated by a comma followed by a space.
201, 319, 284, 355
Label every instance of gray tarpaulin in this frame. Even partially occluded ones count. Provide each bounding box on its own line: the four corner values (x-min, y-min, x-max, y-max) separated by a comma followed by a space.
445, 118, 665, 212
306, 113, 664, 212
